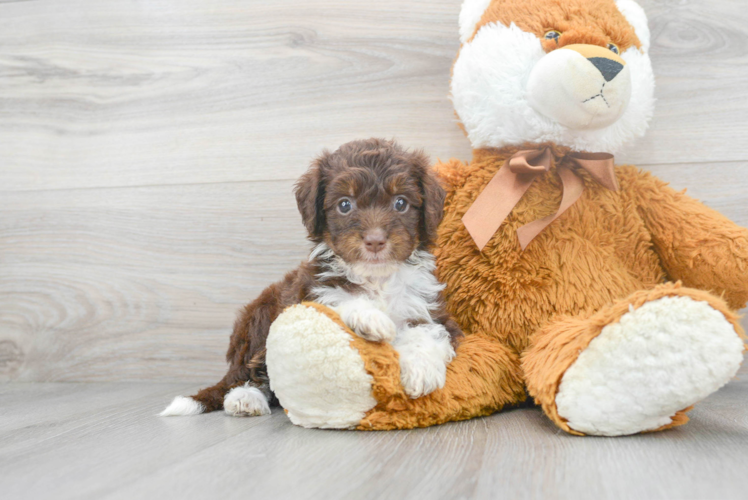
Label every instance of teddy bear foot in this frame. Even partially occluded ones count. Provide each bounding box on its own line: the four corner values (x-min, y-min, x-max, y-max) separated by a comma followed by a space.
554, 295, 744, 436
267, 302, 527, 430
265, 303, 378, 429
524, 284, 746, 436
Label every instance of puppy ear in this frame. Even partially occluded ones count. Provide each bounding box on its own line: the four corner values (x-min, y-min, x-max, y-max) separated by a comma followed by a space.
414, 151, 446, 248
294, 152, 329, 240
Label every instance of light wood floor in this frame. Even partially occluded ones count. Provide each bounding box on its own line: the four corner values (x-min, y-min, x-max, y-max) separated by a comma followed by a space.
2, 0, 748, 498
1, 365, 747, 500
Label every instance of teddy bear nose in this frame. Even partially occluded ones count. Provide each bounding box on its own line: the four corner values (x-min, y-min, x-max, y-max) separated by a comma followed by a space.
588, 57, 624, 82
364, 232, 387, 252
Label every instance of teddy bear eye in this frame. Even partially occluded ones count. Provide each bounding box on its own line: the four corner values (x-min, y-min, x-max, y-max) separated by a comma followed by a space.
544, 30, 561, 42
608, 43, 620, 54
393, 197, 409, 213
337, 198, 353, 215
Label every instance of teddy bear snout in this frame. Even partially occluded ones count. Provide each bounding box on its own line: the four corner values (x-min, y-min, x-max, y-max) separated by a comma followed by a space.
526, 43, 632, 131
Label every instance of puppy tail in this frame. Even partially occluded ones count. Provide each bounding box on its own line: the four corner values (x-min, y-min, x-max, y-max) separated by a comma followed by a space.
159, 381, 229, 417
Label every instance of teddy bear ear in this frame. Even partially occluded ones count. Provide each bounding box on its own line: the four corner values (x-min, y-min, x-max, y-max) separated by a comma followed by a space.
459, 0, 492, 44
615, 0, 651, 52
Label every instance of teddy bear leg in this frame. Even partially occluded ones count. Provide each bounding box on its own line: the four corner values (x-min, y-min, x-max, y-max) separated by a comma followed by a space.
523, 283, 746, 436
359, 330, 526, 430
266, 302, 526, 430
265, 302, 379, 429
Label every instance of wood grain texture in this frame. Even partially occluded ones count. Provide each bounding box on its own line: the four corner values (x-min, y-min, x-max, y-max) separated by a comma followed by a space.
0, 180, 310, 382
0, 0, 471, 192
1, 0, 747, 192
0, 382, 274, 499
0, 372, 746, 500
1, 0, 748, 383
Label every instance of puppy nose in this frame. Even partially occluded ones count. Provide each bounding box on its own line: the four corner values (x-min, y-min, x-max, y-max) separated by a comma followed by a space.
588, 57, 624, 82
364, 231, 387, 253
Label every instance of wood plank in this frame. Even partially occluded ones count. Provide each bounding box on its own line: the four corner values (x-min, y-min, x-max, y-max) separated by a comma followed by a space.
0, 383, 196, 444
0, 0, 471, 192
626, 0, 748, 165
0, 371, 746, 499
8, 374, 727, 500
0, 180, 309, 382
0, 383, 275, 500
1, 0, 748, 192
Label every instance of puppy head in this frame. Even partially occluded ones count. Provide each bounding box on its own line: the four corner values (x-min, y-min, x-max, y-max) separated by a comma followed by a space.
295, 139, 445, 266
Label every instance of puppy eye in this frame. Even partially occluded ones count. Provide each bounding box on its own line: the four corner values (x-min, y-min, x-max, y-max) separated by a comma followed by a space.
337, 198, 353, 215
393, 197, 409, 213
544, 30, 561, 42
608, 43, 620, 54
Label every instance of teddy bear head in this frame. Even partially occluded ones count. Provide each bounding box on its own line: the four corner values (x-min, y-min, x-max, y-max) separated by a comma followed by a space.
451, 0, 654, 154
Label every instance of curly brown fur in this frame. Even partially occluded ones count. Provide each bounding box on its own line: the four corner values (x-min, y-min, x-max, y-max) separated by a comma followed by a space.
179, 139, 460, 414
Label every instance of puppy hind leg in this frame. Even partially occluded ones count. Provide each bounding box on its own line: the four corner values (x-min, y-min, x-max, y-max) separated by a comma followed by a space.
224, 382, 272, 417
160, 356, 256, 417
160, 379, 233, 417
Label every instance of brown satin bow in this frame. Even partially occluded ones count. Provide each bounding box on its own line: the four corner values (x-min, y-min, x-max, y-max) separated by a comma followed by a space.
462, 148, 618, 251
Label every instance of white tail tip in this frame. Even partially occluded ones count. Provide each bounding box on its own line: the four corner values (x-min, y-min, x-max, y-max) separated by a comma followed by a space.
159, 396, 205, 417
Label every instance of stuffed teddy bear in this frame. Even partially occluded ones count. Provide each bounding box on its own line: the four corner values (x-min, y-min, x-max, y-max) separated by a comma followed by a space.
265, 0, 748, 436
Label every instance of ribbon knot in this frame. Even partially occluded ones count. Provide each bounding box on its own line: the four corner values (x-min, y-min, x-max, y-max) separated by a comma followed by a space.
507, 148, 552, 175
462, 148, 617, 251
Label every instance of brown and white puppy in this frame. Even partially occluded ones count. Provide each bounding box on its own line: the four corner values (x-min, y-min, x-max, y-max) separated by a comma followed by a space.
161, 138, 461, 417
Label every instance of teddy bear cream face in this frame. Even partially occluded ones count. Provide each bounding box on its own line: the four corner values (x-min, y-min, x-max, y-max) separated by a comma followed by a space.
526, 42, 632, 130
452, 0, 655, 153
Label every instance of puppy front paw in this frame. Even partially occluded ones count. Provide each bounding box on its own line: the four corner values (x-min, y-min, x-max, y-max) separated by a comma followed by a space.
346, 308, 397, 343
223, 385, 271, 417
399, 351, 448, 399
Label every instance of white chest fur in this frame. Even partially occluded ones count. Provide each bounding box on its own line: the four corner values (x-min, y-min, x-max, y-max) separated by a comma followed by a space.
309, 244, 445, 328
308, 244, 455, 399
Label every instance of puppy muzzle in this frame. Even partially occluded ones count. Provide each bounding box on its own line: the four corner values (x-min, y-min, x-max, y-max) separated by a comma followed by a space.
526, 44, 632, 130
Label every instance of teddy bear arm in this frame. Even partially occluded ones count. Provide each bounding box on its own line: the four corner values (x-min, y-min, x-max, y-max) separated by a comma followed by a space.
624, 167, 748, 310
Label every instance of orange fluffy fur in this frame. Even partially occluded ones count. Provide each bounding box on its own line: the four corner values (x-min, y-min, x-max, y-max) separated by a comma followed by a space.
433, 145, 748, 433
286, 0, 748, 433
312, 144, 748, 432
470, 0, 640, 51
